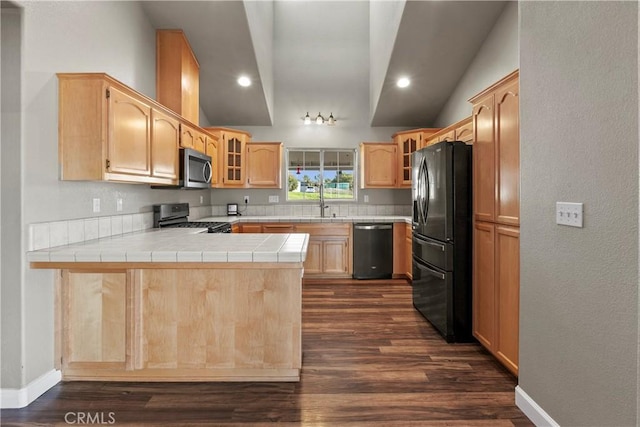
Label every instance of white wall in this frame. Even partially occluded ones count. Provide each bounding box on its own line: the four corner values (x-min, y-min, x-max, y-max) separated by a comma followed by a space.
1, 5, 24, 389
434, 1, 518, 127
369, 0, 405, 121
7, 0, 212, 389
519, 1, 638, 425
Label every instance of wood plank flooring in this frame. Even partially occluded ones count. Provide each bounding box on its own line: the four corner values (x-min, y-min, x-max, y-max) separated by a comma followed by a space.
1, 280, 532, 426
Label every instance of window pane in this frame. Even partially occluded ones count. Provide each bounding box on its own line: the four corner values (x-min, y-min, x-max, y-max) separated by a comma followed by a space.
287, 149, 355, 202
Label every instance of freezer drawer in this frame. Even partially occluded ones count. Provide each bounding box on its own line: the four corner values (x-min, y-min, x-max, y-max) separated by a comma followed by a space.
412, 233, 453, 271
353, 223, 393, 279
412, 255, 472, 343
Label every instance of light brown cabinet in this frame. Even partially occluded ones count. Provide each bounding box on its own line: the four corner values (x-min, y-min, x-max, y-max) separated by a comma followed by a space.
393, 130, 421, 188
150, 109, 180, 182
180, 122, 207, 154
246, 142, 283, 188
424, 117, 473, 147
454, 117, 473, 143
156, 30, 200, 125
205, 127, 252, 188
360, 143, 397, 188
239, 222, 352, 278
405, 223, 412, 279
469, 70, 520, 376
58, 73, 180, 185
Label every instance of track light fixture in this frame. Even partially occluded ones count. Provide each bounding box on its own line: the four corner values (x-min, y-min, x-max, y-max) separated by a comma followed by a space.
303, 112, 337, 126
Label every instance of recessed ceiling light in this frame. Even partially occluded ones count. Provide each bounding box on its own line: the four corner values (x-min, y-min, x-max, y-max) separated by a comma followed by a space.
397, 77, 410, 88
237, 76, 251, 87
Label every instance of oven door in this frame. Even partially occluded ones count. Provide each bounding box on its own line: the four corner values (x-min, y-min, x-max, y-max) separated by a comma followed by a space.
412, 255, 453, 341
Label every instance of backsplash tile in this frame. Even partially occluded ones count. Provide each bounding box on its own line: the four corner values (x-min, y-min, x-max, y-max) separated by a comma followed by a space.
29, 212, 154, 251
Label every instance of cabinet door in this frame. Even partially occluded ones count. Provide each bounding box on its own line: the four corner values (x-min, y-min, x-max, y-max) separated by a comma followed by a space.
440, 129, 455, 142
455, 118, 473, 143
304, 239, 323, 275
495, 225, 519, 375
472, 93, 495, 222
398, 133, 419, 187
223, 133, 245, 186
151, 109, 179, 182
405, 223, 413, 278
247, 143, 282, 188
62, 271, 129, 372
180, 124, 195, 149
323, 238, 349, 275
392, 223, 405, 276
495, 78, 520, 226
181, 42, 200, 125
472, 221, 495, 350
361, 143, 397, 188
241, 224, 262, 233
262, 224, 294, 233
205, 137, 219, 187
107, 86, 151, 177
194, 131, 207, 154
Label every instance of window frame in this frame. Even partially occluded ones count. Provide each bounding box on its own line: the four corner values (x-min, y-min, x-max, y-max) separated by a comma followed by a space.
285, 148, 358, 202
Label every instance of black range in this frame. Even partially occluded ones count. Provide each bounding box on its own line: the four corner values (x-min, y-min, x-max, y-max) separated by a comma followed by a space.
153, 203, 232, 234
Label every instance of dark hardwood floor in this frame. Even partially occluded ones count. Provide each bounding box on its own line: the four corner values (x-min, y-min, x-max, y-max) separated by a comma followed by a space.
1, 280, 532, 426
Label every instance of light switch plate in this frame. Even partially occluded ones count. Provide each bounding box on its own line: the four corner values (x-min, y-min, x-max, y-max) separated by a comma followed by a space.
92, 198, 100, 213
116, 198, 123, 212
556, 202, 583, 227
364, 195, 369, 203
269, 195, 279, 203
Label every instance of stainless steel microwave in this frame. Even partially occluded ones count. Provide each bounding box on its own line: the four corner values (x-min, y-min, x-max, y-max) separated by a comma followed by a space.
153, 148, 212, 189
180, 148, 212, 189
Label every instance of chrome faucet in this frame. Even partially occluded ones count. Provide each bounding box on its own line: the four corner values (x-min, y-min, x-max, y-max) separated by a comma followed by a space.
319, 183, 329, 217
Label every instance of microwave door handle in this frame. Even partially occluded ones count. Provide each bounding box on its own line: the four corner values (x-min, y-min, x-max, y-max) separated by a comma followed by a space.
203, 161, 212, 183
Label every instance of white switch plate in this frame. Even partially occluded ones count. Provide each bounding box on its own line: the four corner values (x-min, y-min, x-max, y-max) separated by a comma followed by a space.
269, 195, 279, 203
116, 198, 123, 212
92, 198, 101, 213
200, 196, 204, 204
364, 195, 369, 203
556, 202, 583, 227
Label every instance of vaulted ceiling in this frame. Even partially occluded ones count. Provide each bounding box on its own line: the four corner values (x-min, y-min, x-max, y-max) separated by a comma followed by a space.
141, 1, 507, 128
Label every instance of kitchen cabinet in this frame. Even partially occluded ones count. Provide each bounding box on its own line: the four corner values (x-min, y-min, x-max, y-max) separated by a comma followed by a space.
469, 70, 520, 376
360, 143, 397, 188
58, 73, 181, 185
470, 70, 519, 225
239, 222, 352, 278
393, 130, 421, 188
156, 30, 200, 125
424, 117, 473, 147
392, 223, 405, 277
246, 142, 283, 188
454, 117, 473, 143
204, 133, 219, 187
180, 122, 207, 153
405, 223, 412, 279
151, 109, 180, 182
205, 127, 252, 188
60, 271, 130, 372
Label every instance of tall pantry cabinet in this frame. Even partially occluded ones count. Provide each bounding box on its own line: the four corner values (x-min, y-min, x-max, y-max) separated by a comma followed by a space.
469, 70, 520, 376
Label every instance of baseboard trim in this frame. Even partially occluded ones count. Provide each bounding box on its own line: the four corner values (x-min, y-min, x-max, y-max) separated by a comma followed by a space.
0, 369, 61, 408
515, 385, 560, 427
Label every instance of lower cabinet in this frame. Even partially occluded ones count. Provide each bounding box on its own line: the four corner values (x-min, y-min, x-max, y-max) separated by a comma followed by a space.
472, 221, 519, 375
239, 223, 352, 278
405, 223, 412, 279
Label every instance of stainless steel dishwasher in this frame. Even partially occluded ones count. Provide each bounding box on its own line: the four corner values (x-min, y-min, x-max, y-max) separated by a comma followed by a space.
353, 223, 393, 279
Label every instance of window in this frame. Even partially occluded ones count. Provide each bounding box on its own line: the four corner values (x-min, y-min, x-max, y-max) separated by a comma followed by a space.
286, 149, 356, 201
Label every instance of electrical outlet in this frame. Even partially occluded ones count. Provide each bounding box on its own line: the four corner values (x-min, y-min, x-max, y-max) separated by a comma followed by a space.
556, 202, 583, 227
364, 195, 369, 203
92, 198, 101, 213
116, 198, 123, 212
269, 195, 279, 203
244, 196, 249, 204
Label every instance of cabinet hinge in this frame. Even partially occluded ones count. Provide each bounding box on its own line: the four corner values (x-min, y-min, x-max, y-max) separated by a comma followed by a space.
106, 88, 110, 99
106, 159, 111, 170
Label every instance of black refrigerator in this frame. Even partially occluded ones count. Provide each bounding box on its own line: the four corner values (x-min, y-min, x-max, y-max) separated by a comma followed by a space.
411, 141, 472, 343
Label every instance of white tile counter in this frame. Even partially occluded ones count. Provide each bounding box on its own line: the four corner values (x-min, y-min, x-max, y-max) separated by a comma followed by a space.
198, 215, 412, 224
27, 228, 309, 264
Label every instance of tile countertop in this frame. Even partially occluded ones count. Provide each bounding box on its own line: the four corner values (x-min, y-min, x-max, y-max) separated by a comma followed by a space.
27, 228, 309, 264
199, 215, 412, 223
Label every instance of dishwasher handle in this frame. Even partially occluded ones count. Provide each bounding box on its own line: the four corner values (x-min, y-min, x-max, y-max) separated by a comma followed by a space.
354, 224, 393, 231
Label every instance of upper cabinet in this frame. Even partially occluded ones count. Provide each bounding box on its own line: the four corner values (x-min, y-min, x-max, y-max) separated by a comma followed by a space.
469, 70, 519, 225
424, 117, 473, 147
246, 142, 283, 188
204, 127, 251, 188
156, 30, 200, 125
392, 129, 440, 187
58, 73, 180, 185
359, 142, 397, 188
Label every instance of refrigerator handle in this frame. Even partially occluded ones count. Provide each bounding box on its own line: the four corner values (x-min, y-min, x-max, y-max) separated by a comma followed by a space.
413, 255, 446, 280
420, 157, 429, 224
412, 234, 446, 252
